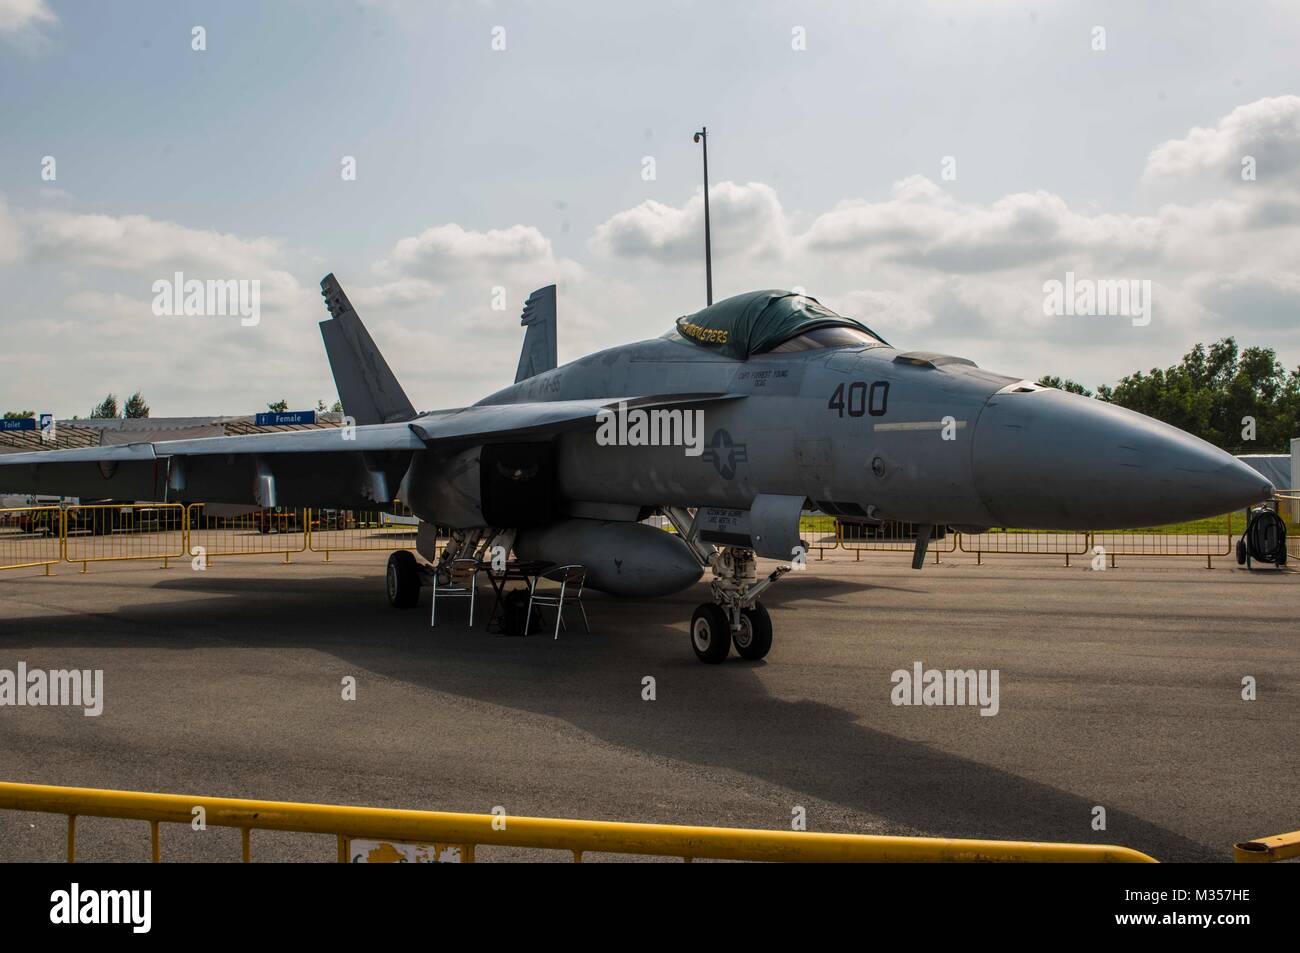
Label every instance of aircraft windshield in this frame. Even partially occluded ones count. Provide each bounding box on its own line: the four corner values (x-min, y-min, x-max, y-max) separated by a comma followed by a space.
768, 325, 884, 352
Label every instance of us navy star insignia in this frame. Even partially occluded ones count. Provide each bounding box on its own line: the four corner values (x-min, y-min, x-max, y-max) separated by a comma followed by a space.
702, 429, 748, 479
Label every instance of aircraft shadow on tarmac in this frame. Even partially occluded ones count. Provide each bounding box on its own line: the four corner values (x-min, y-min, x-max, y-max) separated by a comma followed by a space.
4, 571, 1221, 863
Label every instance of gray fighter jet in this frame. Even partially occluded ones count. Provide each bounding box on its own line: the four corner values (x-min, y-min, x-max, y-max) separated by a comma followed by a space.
0, 276, 1274, 663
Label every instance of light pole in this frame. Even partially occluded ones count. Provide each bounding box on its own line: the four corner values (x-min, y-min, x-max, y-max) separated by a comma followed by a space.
693, 126, 713, 306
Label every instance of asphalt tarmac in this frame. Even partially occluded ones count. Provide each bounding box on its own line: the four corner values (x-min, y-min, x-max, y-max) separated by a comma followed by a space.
1, 550, 1295, 862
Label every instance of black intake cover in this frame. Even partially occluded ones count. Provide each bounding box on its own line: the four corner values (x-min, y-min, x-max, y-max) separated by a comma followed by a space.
479, 442, 556, 528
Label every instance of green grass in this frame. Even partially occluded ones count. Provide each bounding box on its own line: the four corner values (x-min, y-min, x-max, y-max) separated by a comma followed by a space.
692, 512, 1264, 537
813, 513, 1246, 536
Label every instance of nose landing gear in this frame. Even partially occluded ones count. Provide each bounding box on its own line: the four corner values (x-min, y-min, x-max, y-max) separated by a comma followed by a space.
689, 547, 788, 664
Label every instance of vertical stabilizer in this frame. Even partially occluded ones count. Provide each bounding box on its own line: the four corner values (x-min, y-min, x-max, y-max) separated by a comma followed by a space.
514, 285, 558, 383
318, 274, 417, 425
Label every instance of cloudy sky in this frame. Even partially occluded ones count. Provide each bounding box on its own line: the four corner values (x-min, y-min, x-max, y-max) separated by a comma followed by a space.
1, 0, 1298, 417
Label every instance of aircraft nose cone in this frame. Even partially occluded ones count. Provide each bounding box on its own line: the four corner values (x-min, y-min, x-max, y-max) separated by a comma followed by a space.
971, 389, 1274, 528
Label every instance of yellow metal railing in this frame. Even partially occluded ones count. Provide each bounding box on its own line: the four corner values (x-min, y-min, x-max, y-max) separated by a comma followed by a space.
305, 503, 419, 561
1234, 829, 1300, 863
1277, 491, 1299, 561
0, 506, 61, 574
0, 781, 1157, 863
958, 528, 1093, 565
185, 504, 309, 564
0, 498, 1292, 572
62, 503, 187, 572
1089, 512, 1236, 568
838, 520, 957, 562
801, 514, 840, 559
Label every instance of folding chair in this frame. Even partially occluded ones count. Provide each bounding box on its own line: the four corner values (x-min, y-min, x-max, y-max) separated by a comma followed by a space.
431, 557, 480, 627
525, 565, 589, 639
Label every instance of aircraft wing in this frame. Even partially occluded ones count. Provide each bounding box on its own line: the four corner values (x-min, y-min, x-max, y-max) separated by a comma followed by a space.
0, 393, 741, 506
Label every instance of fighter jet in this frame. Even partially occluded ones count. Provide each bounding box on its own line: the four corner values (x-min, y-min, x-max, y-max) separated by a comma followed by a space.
0, 276, 1274, 663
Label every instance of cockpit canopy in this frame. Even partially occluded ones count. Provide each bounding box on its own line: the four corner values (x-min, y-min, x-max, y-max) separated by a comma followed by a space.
672, 290, 888, 361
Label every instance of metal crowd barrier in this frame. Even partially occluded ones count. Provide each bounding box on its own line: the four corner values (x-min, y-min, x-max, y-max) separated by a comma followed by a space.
0, 780, 1157, 863
0, 506, 62, 574
837, 520, 957, 562
0, 501, 1291, 573
306, 503, 418, 561
1234, 828, 1300, 863
62, 503, 187, 573
186, 504, 309, 564
958, 529, 1092, 565
644, 511, 842, 558
1278, 491, 1300, 562
1090, 512, 1236, 569
802, 514, 840, 559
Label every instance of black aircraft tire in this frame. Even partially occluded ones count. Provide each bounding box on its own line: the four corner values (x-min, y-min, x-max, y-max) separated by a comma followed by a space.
387, 550, 421, 609
690, 604, 732, 664
1236, 538, 1247, 565
734, 603, 773, 661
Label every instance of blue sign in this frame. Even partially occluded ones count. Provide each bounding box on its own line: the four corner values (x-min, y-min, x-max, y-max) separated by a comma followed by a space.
2, 418, 36, 431
255, 410, 317, 426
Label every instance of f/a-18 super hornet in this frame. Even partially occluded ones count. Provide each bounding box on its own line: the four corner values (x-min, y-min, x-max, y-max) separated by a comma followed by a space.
0, 276, 1274, 663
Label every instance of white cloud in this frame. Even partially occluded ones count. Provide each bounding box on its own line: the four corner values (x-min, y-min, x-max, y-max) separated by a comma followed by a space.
590, 181, 788, 263
0, 195, 22, 265
1144, 95, 1300, 188
29, 210, 287, 277
346, 278, 443, 311
25, 209, 313, 322
823, 287, 938, 336
802, 176, 1161, 273
378, 223, 555, 280
0, 0, 55, 48
62, 290, 147, 324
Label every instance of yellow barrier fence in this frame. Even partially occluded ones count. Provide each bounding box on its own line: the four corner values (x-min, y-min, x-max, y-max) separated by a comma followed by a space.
0, 501, 1293, 572
185, 504, 308, 564
1234, 828, 1300, 863
61, 503, 187, 573
306, 503, 419, 561
0, 780, 1157, 863
801, 513, 840, 559
1278, 492, 1300, 562
1090, 512, 1236, 569
959, 529, 1092, 565
837, 520, 957, 562
0, 506, 62, 574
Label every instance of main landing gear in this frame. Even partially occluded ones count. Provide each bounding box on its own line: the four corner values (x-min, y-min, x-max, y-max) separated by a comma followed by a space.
387, 528, 500, 609
386, 550, 422, 608
690, 547, 789, 664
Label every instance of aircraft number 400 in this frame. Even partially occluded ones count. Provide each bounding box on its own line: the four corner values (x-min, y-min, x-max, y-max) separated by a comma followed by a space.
827, 381, 889, 418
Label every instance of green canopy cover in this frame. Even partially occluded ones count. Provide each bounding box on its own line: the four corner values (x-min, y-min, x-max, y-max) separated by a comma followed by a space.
674, 290, 874, 360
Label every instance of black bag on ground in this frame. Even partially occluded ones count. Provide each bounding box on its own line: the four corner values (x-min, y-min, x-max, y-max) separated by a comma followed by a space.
499, 589, 545, 636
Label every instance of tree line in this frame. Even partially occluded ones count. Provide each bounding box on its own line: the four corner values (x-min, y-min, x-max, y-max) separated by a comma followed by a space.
1040, 338, 1299, 453
4, 396, 344, 420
